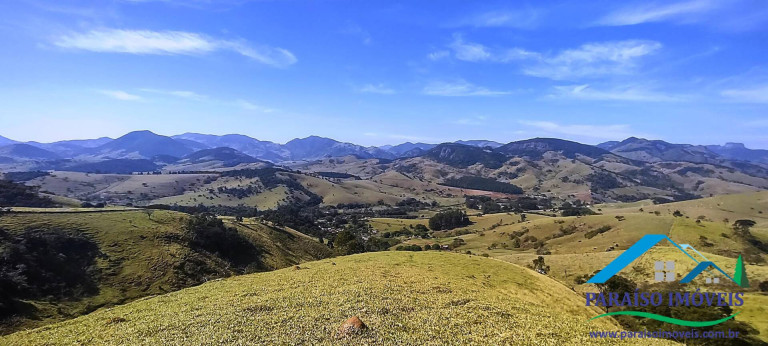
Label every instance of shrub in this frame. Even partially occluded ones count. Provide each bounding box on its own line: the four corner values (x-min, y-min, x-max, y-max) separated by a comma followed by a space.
585, 225, 612, 239
395, 244, 423, 252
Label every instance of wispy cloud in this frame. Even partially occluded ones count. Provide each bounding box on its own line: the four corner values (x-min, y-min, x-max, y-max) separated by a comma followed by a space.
233, 100, 276, 113
443, 36, 660, 80
98, 87, 274, 112
448, 34, 493, 62
459, 9, 541, 29
518, 120, 644, 140
120, 0, 252, 9
522, 40, 662, 80
451, 115, 488, 126
423, 80, 512, 97
97, 90, 143, 101
721, 85, 768, 104
550, 84, 682, 102
357, 84, 395, 95
140, 88, 207, 100
596, 0, 717, 26
54, 29, 297, 67
427, 50, 450, 61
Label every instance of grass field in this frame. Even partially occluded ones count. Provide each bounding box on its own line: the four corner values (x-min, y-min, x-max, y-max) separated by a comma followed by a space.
0, 210, 330, 334
1, 252, 674, 345
380, 192, 768, 342
30, 172, 215, 202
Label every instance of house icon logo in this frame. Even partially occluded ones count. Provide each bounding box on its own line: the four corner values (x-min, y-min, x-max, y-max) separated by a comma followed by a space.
587, 234, 749, 287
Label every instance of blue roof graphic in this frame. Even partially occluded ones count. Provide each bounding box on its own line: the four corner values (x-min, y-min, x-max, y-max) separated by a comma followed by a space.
586, 234, 738, 285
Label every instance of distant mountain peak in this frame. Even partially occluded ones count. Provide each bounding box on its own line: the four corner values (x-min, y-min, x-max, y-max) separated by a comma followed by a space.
723, 142, 746, 149
454, 140, 503, 148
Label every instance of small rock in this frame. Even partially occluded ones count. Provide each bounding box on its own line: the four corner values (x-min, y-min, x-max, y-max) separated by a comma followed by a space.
105, 316, 127, 325
337, 316, 367, 337
293, 265, 301, 270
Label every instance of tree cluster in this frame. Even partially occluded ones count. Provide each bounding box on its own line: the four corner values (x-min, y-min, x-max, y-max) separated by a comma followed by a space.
0, 229, 100, 318
0, 180, 56, 207
428, 210, 471, 231
441, 176, 523, 194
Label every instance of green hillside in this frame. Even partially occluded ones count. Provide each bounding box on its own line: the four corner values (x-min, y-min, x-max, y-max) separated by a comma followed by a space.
0, 210, 331, 334
1, 252, 673, 345
381, 191, 768, 342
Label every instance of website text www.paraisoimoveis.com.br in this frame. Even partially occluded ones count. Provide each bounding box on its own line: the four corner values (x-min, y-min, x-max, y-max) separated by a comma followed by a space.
589, 329, 740, 340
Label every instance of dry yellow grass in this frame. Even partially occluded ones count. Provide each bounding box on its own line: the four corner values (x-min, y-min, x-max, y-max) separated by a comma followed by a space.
2, 252, 673, 345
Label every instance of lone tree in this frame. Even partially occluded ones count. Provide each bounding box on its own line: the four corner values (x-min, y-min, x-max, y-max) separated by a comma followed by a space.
733, 219, 756, 235
532, 256, 550, 275
142, 209, 155, 220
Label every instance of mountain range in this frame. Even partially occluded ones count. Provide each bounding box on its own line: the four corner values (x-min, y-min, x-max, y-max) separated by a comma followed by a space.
1, 131, 768, 175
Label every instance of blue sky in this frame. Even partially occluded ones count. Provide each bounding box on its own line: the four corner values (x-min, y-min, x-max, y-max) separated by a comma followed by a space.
0, 0, 767, 147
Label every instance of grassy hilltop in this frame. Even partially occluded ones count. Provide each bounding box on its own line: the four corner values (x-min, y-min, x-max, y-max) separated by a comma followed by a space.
1, 252, 673, 345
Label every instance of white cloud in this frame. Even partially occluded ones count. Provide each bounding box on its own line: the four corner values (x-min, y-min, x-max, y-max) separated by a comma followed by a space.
461, 9, 541, 29
597, 0, 717, 26
721, 86, 768, 103
523, 40, 662, 80
551, 84, 681, 102
97, 90, 143, 101
234, 100, 276, 113
428, 50, 450, 61
518, 120, 642, 140
140, 88, 207, 100
442, 36, 660, 80
358, 84, 395, 95
448, 35, 492, 62
54, 29, 296, 67
100, 87, 276, 112
423, 80, 512, 97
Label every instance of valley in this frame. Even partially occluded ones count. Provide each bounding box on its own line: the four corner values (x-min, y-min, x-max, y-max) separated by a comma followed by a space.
2, 131, 768, 344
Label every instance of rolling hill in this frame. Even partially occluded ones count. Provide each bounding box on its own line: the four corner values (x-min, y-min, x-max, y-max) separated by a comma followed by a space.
496, 138, 613, 160
178, 147, 263, 167
172, 133, 290, 162
423, 143, 508, 169
0, 210, 331, 334
0, 135, 18, 146
25, 137, 114, 157
0, 251, 673, 345
707, 143, 768, 165
0, 144, 60, 161
284, 135, 392, 160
